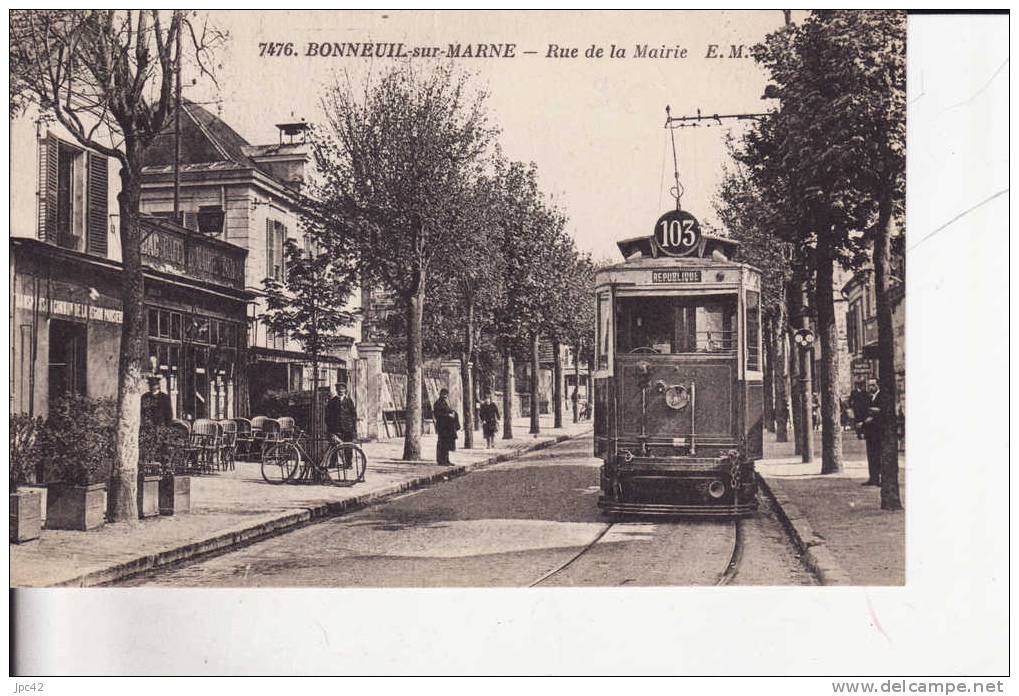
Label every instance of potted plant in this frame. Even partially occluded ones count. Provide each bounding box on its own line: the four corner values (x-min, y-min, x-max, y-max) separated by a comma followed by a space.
9, 414, 43, 543
38, 394, 114, 531
142, 424, 191, 517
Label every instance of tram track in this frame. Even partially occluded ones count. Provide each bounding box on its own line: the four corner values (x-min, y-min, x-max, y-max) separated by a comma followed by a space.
528, 517, 745, 587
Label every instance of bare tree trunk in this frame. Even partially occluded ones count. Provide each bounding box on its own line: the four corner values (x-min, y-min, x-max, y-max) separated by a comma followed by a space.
787, 285, 804, 456
874, 193, 903, 510
772, 309, 791, 443
402, 282, 425, 460
529, 332, 540, 435
573, 341, 581, 423
502, 349, 514, 439
460, 296, 475, 449
552, 338, 563, 429
815, 235, 844, 474
108, 158, 145, 522
762, 317, 776, 432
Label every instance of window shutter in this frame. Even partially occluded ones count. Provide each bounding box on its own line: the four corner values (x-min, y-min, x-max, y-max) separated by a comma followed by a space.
278, 224, 287, 278
86, 152, 109, 256
38, 133, 58, 241
266, 218, 274, 280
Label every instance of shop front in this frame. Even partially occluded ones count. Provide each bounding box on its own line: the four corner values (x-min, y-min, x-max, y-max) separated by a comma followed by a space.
11, 216, 252, 420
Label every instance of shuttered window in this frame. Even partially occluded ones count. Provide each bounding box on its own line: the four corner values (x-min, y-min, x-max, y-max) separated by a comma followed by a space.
37, 132, 109, 257
86, 152, 108, 256
265, 219, 287, 281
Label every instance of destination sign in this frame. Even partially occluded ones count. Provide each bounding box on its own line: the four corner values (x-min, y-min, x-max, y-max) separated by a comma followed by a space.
652, 270, 702, 283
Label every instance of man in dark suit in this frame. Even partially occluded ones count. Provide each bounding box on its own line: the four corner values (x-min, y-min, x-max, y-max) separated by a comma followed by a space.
861, 378, 882, 486
141, 376, 173, 428
326, 382, 358, 470
850, 381, 870, 440
140, 375, 173, 464
433, 388, 459, 466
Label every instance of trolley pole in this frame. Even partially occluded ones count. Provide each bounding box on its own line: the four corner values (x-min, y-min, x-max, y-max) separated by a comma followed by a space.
798, 286, 815, 464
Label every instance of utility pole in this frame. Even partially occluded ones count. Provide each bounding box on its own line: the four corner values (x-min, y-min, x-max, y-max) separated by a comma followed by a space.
796, 292, 815, 463
172, 20, 182, 218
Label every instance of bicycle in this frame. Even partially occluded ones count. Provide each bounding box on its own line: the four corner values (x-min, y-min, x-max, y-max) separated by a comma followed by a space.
260, 428, 367, 486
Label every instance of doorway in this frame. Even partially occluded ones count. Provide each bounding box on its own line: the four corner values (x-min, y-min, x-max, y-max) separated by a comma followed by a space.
48, 319, 87, 407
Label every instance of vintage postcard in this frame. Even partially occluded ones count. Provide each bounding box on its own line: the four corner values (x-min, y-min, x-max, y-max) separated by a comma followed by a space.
7, 8, 1009, 679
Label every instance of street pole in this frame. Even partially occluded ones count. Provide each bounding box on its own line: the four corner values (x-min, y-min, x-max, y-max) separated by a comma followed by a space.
799, 285, 814, 464
173, 21, 182, 218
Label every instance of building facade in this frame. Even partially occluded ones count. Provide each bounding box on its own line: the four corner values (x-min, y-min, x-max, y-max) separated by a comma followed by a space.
137, 102, 362, 411
9, 116, 252, 421
842, 267, 905, 418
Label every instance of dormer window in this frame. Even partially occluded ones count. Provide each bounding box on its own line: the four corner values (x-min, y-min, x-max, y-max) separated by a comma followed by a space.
39, 133, 109, 257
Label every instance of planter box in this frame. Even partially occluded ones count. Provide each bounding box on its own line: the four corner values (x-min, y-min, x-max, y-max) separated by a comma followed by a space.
46, 482, 107, 531
159, 475, 191, 516
9, 489, 42, 543
137, 474, 162, 519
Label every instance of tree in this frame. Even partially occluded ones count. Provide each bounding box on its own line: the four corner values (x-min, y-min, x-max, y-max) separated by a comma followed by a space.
558, 253, 597, 423
811, 10, 906, 509
746, 16, 874, 474
420, 175, 505, 448
261, 238, 357, 447
10, 10, 224, 520
313, 63, 495, 460
715, 157, 795, 442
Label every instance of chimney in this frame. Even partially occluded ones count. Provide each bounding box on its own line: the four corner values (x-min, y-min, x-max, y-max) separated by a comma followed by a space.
243, 118, 311, 192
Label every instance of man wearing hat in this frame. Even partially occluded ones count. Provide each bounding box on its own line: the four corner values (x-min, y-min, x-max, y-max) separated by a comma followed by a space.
326, 382, 358, 467
141, 375, 173, 429
432, 388, 460, 466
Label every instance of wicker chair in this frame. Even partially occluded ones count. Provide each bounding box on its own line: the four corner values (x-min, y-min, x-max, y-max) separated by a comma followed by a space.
252, 418, 281, 458
232, 418, 254, 459
167, 420, 196, 474
277, 416, 296, 442
218, 419, 238, 471
191, 419, 223, 473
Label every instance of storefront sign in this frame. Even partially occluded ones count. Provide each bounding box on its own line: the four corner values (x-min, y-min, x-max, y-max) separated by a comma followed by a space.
14, 293, 123, 324
652, 270, 702, 283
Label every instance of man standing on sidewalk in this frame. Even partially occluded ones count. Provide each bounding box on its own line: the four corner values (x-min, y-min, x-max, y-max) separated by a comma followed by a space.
850, 381, 870, 440
326, 383, 358, 466
862, 378, 882, 486
433, 388, 459, 466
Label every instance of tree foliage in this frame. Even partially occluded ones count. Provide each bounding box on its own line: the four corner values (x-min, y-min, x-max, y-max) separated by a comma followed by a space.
9, 10, 225, 520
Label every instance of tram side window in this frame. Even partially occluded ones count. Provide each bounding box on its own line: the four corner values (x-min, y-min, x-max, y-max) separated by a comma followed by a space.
615, 296, 736, 355
596, 292, 611, 369
746, 290, 761, 371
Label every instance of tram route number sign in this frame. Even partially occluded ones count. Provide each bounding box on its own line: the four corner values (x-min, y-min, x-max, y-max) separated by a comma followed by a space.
653, 209, 701, 257
652, 270, 702, 283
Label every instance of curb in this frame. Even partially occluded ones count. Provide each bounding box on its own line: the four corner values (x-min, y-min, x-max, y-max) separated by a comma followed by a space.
755, 472, 854, 586
52, 428, 592, 588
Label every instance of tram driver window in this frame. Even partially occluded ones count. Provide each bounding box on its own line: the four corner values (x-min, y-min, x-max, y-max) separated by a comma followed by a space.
615, 296, 736, 355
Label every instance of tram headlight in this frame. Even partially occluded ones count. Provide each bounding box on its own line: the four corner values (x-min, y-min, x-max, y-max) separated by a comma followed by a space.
708, 480, 726, 499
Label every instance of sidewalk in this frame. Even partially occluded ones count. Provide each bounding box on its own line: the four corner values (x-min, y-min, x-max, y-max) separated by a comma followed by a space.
10, 415, 592, 587
756, 430, 906, 586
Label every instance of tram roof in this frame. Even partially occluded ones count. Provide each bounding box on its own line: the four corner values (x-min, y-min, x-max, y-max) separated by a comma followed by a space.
614, 232, 741, 264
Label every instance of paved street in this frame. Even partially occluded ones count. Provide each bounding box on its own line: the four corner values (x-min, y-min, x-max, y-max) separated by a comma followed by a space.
121, 437, 815, 587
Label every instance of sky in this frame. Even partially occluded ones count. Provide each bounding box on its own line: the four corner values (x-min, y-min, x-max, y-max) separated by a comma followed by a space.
195, 10, 791, 262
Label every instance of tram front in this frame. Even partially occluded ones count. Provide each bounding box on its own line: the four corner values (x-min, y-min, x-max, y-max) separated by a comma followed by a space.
593, 211, 763, 517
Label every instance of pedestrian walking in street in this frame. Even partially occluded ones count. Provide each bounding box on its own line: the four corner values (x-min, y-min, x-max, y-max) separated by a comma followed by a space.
570, 388, 580, 423
850, 381, 870, 440
326, 382, 358, 467
861, 378, 882, 487
479, 395, 500, 448
433, 388, 459, 466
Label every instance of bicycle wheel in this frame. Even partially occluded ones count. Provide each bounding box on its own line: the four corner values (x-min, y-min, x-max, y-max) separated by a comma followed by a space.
322, 443, 367, 484
261, 442, 301, 484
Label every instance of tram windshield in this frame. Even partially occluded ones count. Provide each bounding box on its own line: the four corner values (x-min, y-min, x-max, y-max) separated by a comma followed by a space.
615, 294, 737, 355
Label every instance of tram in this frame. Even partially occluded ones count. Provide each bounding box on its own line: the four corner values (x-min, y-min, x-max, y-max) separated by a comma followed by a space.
594, 209, 763, 517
